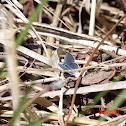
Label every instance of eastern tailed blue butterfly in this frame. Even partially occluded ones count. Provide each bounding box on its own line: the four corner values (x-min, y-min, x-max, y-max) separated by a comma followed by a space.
58, 53, 79, 76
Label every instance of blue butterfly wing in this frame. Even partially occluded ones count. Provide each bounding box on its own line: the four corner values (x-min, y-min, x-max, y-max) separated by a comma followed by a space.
64, 53, 75, 66
58, 63, 70, 70
69, 63, 79, 69
69, 63, 79, 75
58, 63, 75, 75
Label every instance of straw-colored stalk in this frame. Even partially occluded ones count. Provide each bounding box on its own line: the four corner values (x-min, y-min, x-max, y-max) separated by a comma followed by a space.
1, 11, 20, 125
89, 0, 96, 36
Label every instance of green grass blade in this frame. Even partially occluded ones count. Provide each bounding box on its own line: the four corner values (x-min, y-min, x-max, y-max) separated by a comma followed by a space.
16, 0, 48, 47
10, 86, 32, 126
26, 116, 49, 126
97, 89, 126, 125
112, 69, 126, 82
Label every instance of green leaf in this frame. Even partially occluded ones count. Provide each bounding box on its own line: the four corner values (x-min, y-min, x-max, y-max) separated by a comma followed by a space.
0, 71, 7, 79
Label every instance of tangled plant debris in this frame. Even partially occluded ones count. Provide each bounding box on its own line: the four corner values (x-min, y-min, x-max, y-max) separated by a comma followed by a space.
0, 0, 126, 126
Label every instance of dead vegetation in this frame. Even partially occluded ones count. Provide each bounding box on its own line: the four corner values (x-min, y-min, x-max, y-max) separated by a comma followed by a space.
0, 0, 126, 126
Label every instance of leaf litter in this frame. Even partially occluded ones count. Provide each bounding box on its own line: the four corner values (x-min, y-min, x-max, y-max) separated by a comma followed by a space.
0, 0, 126, 125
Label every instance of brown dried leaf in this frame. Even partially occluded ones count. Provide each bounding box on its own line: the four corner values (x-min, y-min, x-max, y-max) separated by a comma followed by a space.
120, 30, 126, 42
81, 69, 114, 85
23, 0, 35, 18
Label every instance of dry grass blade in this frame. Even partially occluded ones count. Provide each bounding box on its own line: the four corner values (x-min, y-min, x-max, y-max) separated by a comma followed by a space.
1, 110, 105, 125
5, 0, 49, 57
0, 39, 50, 64
2, 80, 126, 101
89, 0, 96, 36
47, 0, 66, 55
1, 9, 20, 126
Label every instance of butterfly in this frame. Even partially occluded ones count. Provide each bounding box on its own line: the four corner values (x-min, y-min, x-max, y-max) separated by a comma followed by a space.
58, 53, 79, 76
